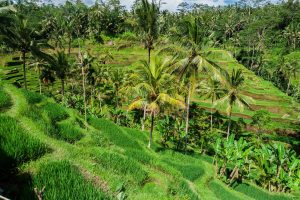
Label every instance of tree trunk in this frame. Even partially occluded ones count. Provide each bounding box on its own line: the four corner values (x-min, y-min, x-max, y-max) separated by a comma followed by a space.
286, 79, 291, 95
148, 112, 154, 149
211, 100, 213, 133
22, 51, 27, 90
148, 47, 151, 65
184, 83, 191, 150
68, 36, 72, 55
38, 66, 42, 94
227, 109, 232, 140
142, 105, 146, 131
61, 78, 65, 98
82, 67, 87, 123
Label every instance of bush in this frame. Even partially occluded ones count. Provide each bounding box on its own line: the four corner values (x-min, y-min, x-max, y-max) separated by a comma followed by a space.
0, 115, 48, 165
21, 89, 43, 104
33, 161, 109, 200
56, 122, 84, 143
43, 102, 69, 122
0, 88, 11, 110
95, 151, 148, 185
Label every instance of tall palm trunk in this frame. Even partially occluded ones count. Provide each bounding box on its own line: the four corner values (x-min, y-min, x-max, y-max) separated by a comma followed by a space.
22, 51, 27, 90
61, 78, 65, 98
286, 79, 291, 94
227, 108, 232, 140
38, 66, 42, 94
148, 47, 151, 65
142, 105, 146, 131
184, 83, 191, 149
82, 66, 87, 123
68, 35, 72, 55
210, 106, 213, 133
148, 112, 154, 149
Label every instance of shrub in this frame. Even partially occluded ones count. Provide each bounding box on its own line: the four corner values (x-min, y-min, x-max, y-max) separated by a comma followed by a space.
21, 89, 43, 104
56, 122, 84, 143
0, 88, 11, 110
42, 102, 69, 122
33, 161, 109, 200
95, 151, 148, 185
0, 115, 48, 165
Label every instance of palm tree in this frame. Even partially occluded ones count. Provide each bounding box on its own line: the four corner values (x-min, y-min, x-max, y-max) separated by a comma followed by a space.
168, 16, 222, 147
278, 59, 299, 94
79, 52, 94, 123
0, 0, 16, 13
135, 0, 159, 64
128, 55, 185, 148
2, 16, 41, 90
38, 51, 70, 98
216, 69, 253, 140
201, 77, 224, 132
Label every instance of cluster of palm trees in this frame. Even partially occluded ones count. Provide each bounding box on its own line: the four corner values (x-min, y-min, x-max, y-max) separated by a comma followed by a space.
213, 135, 300, 193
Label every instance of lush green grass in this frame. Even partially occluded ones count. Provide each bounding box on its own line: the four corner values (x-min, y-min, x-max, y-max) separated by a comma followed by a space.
0, 115, 49, 165
56, 121, 84, 143
0, 87, 11, 110
209, 180, 243, 200
94, 151, 148, 185
233, 183, 295, 200
21, 89, 44, 104
163, 160, 204, 181
33, 160, 109, 200
42, 102, 69, 122
88, 117, 142, 149
176, 180, 200, 200
22, 105, 57, 137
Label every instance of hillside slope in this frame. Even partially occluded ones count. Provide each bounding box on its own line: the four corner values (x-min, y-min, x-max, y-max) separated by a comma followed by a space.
1, 44, 299, 131
0, 84, 296, 200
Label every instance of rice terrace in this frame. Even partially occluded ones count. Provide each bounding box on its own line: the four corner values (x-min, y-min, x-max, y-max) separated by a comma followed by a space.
0, 0, 300, 199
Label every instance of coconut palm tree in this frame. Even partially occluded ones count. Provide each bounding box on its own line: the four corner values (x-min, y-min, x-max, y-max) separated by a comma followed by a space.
2, 16, 42, 90
216, 69, 253, 140
135, 0, 159, 64
201, 77, 225, 132
79, 51, 94, 123
38, 51, 71, 98
278, 59, 299, 94
0, 0, 16, 13
128, 55, 185, 148
167, 17, 222, 147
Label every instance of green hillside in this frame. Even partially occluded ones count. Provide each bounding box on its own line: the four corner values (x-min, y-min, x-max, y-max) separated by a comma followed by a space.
1, 44, 299, 131
0, 84, 297, 200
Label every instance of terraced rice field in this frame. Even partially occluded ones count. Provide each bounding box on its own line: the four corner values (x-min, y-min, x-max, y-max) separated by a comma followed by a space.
0, 44, 299, 131
0, 84, 296, 199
